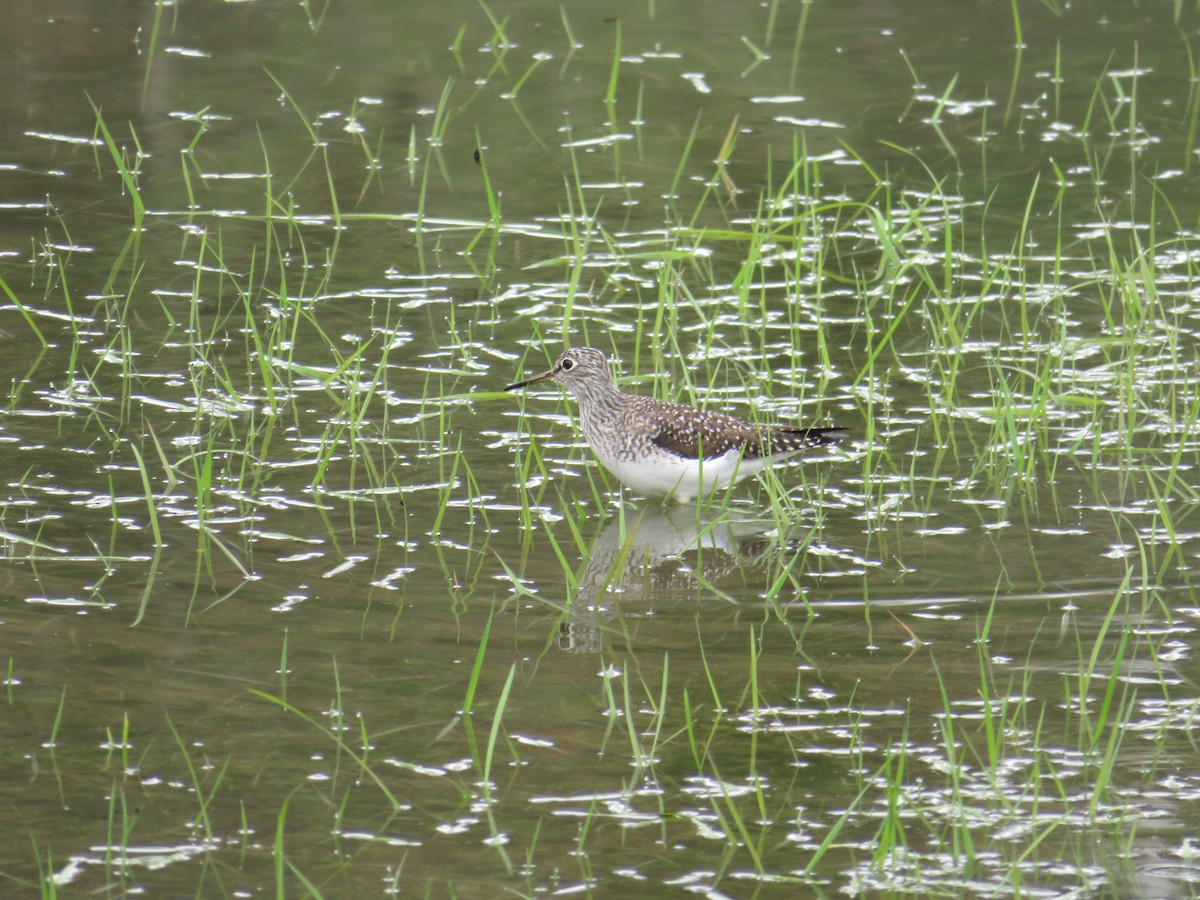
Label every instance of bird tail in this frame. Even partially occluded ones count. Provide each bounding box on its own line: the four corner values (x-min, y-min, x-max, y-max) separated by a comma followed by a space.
767, 425, 848, 452
801, 426, 848, 446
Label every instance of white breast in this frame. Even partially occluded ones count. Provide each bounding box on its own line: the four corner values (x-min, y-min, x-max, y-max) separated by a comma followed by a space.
594, 445, 766, 501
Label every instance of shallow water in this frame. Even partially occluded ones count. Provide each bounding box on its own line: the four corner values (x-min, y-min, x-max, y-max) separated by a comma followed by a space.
3, 0, 1200, 897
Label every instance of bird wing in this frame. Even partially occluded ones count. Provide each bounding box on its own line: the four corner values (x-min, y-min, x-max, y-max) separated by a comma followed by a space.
635, 396, 846, 461
635, 398, 761, 460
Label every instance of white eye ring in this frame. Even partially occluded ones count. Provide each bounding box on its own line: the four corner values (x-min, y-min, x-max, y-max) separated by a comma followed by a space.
561, 359, 574, 370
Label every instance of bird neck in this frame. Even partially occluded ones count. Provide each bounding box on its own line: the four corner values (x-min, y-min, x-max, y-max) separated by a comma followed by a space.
567, 378, 625, 442
565, 376, 622, 408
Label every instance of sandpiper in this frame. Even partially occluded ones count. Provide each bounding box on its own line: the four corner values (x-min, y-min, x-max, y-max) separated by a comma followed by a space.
505, 347, 845, 501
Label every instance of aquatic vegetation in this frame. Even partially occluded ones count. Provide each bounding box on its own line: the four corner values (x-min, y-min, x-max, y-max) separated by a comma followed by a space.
3, 1, 1200, 897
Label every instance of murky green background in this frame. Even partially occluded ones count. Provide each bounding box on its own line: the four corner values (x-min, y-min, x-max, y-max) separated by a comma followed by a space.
3, 0, 1200, 896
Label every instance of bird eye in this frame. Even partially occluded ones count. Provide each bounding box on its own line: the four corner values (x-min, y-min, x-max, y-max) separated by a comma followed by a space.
561, 359, 574, 371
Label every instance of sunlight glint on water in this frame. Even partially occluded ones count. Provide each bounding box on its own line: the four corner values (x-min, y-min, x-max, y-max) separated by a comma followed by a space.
0, 0, 1199, 897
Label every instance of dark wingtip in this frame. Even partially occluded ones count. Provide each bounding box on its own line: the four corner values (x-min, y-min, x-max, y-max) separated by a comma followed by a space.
759, 424, 849, 457
807, 426, 849, 446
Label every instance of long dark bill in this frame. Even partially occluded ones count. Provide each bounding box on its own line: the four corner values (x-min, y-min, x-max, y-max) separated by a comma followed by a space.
504, 367, 556, 392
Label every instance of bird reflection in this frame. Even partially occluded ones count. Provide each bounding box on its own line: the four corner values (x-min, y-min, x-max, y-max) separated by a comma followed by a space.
556, 505, 781, 653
